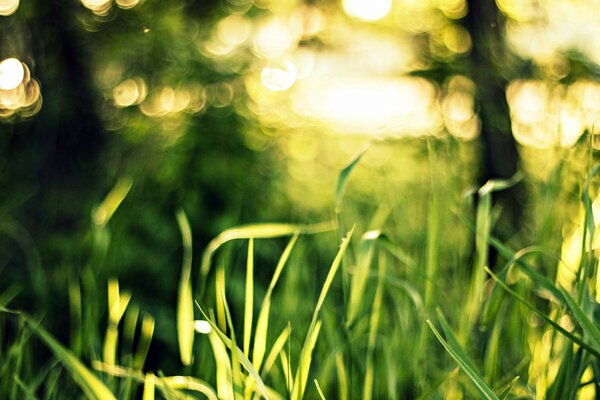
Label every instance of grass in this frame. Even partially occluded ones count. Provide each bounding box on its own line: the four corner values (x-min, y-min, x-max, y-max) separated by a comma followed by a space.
3, 138, 600, 399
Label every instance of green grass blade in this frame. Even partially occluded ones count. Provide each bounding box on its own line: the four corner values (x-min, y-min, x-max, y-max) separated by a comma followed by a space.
199, 222, 333, 293
485, 267, 600, 357
426, 319, 498, 400
220, 287, 243, 400
253, 234, 298, 371
161, 376, 218, 400
133, 314, 155, 370
91, 177, 133, 226
208, 330, 233, 400
197, 305, 270, 399
560, 287, 600, 353
244, 238, 254, 358
25, 317, 117, 400
335, 147, 367, 214
142, 373, 155, 400
176, 209, 194, 366
292, 226, 354, 400
291, 321, 322, 400
260, 324, 292, 376
314, 379, 327, 400
363, 254, 385, 400
347, 229, 380, 325
498, 376, 519, 400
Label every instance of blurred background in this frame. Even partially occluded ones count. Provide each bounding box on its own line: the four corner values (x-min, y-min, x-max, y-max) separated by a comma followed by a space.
2, 0, 600, 394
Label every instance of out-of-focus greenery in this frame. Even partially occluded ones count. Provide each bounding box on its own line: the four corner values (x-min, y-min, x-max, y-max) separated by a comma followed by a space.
2, 0, 600, 398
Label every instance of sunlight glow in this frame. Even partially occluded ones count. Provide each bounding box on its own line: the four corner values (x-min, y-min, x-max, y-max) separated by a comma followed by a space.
342, 0, 392, 22
0, 58, 24, 90
252, 18, 298, 59
293, 77, 439, 135
507, 79, 598, 148
0, 0, 18, 16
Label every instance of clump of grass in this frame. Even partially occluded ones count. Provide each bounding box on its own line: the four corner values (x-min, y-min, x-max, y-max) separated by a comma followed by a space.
5, 142, 600, 399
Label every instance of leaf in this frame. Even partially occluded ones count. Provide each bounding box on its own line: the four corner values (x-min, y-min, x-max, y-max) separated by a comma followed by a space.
26, 317, 117, 400
427, 316, 499, 400
176, 209, 194, 366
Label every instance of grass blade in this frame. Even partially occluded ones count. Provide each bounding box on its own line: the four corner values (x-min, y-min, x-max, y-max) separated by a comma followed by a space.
176, 210, 194, 366
197, 305, 270, 399
91, 177, 133, 226
198, 222, 333, 295
133, 314, 155, 370
560, 287, 600, 353
427, 317, 498, 400
253, 234, 298, 371
291, 226, 354, 400
142, 373, 155, 400
335, 147, 367, 214
485, 267, 600, 357
314, 379, 327, 400
347, 230, 380, 325
244, 238, 254, 358
26, 317, 117, 400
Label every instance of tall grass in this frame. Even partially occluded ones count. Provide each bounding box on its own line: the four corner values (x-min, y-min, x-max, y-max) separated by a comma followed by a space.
4, 138, 600, 399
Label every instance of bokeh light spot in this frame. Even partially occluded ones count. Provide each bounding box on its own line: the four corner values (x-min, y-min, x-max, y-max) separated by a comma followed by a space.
261, 60, 297, 92
0, 0, 18, 16
342, 0, 392, 22
0, 58, 25, 90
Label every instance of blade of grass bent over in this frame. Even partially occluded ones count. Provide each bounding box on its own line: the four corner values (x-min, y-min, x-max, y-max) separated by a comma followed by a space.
198, 222, 333, 298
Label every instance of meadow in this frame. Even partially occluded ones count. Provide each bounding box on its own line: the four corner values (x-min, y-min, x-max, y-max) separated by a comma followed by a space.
3, 0, 600, 398
2, 134, 600, 399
